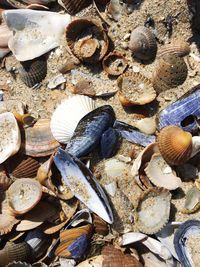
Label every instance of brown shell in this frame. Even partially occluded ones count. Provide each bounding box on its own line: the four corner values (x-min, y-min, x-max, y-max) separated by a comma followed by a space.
0, 214, 19, 235
66, 18, 109, 63
69, 79, 96, 97
158, 39, 190, 58
157, 125, 192, 166
134, 188, 171, 234
152, 54, 188, 93
18, 56, 47, 88
0, 166, 12, 191
93, 214, 109, 236
129, 26, 157, 61
22, 119, 60, 157
102, 52, 128, 76
117, 72, 156, 106
58, 0, 92, 15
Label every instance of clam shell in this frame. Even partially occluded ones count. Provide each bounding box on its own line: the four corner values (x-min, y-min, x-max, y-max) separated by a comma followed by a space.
0, 112, 21, 164
129, 26, 157, 61
50, 95, 96, 144
18, 56, 47, 88
157, 125, 192, 165
23, 119, 60, 157
66, 18, 109, 63
158, 39, 190, 58
58, 0, 92, 15
7, 178, 42, 215
134, 188, 171, 234
102, 52, 128, 76
6, 261, 31, 267
181, 187, 200, 214
117, 72, 156, 106
93, 214, 109, 236
0, 214, 19, 235
144, 153, 182, 190
152, 54, 188, 93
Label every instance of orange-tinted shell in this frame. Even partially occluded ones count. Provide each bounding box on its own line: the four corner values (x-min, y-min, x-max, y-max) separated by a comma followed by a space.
157, 125, 192, 165
102, 52, 128, 76
93, 214, 109, 236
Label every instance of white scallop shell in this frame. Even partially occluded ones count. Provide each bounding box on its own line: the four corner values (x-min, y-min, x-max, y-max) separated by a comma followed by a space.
50, 95, 96, 144
0, 112, 21, 164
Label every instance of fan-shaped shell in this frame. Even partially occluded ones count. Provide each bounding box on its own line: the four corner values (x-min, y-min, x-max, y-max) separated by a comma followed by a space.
152, 54, 188, 93
158, 39, 190, 58
117, 72, 156, 106
7, 178, 42, 215
157, 125, 192, 166
129, 26, 157, 61
66, 18, 109, 63
18, 56, 47, 88
58, 0, 92, 15
102, 52, 128, 76
50, 95, 96, 144
134, 188, 171, 234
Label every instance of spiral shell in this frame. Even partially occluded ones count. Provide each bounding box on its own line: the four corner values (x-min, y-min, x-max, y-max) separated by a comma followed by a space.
102, 52, 128, 76
58, 0, 92, 15
157, 125, 192, 165
158, 39, 190, 58
129, 26, 157, 61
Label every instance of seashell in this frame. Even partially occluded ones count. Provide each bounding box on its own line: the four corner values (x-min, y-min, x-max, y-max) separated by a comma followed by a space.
129, 26, 157, 61
181, 187, 200, 214
0, 100, 25, 116
57, 0, 92, 15
7, 178, 42, 215
76, 255, 104, 267
69, 79, 96, 97
66, 18, 109, 63
2, 9, 71, 61
102, 52, 128, 76
0, 166, 12, 191
50, 95, 96, 144
100, 127, 121, 158
144, 153, 182, 190
93, 214, 109, 236
6, 261, 31, 267
117, 72, 157, 106
18, 56, 47, 88
13, 113, 37, 128
54, 148, 114, 224
0, 242, 33, 266
0, 214, 19, 235
152, 54, 188, 93
157, 125, 192, 165
158, 39, 190, 58
48, 74, 66, 90
134, 188, 171, 234
23, 119, 60, 157
0, 19, 12, 58
106, 0, 122, 21
0, 112, 21, 164
133, 117, 156, 135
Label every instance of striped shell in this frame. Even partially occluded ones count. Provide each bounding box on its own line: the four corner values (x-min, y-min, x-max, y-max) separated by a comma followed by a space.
18, 56, 47, 88
117, 72, 156, 106
58, 0, 92, 15
158, 39, 190, 58
93, 214, 109, 236
157, 125, 192, 166
129, 26, 157, 61
102, 52, 128, 76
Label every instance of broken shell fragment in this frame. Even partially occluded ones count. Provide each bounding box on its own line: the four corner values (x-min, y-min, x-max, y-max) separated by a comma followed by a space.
6, 261, 31, 267
158, 39, 190, 58
181, 187, 200, 214
133, 117, 156, 135
102, 52, 128, 76
93, 214, 109, 236
57, 0, 92, 15
0, 214, 19, 235
70, 79, 96, 97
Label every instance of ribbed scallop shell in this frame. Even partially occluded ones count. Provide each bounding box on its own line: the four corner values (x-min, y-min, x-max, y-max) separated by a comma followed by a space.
152, 54, 188, 93
7, 178, 42, 215
129, 26, 157, 61
117, 72, 156, 106
134, 188, 171, 234
158, 39, 190, 58
6, 261, 31, 267
102, 52, 128, 76
58, 0, 92, 15
18, 56, 47, 88
66, 18, 109, 63
157, 125, 192, 166
50, 95, 96, 144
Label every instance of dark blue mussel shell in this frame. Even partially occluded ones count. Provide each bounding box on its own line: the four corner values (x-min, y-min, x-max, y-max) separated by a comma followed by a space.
100, 127, 121, 158
66, 105, 116, 158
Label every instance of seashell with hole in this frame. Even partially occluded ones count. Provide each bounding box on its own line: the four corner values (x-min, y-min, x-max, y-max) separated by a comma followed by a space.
158, 39, 190, 58
157, 125, 192, 165
7, 178, 42, 215
23, 119, 60, 157
152, 54, 188, 93
0, 112, 21, 164
18, 56, 47, 88
6, 261, 31, 267
57, 0, 92, 15
181, 187, 200, 214
50, 95, 96, 144
93, 214, 109, 236
102, 52, 128, 76
144, 153, 182, 190
66, 18, 109, 63
117, 72, 157, 106
129, 26, 157, 61
134, 188, 171, 234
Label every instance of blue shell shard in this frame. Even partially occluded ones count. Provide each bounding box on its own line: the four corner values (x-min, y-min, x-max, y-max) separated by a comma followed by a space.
68, 234, 89, 260
114, 120, 155, 147
158, 86, 200, 132
66, 105, 116, 158
100, 127, 120, 158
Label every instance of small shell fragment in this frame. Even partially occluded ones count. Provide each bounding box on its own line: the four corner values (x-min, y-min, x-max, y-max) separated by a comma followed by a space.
102, 52, 128, 76
181, 187, 200, 214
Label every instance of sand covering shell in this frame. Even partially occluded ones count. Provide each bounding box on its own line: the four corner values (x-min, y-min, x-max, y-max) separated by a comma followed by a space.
134, 188, 171, 234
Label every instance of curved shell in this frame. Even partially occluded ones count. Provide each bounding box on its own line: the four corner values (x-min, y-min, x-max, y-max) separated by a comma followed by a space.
181, 187, 200, 214
50, 95, 96, 144
6, 261, 31, 267
152, 54, 188, 93
7, 178, 42, 215
18, 56, 47, 88
76, 255, 104, 267
157, 125, 192, 165
129, 26, 157, 61
102, 52, 128, 76
158, 39, 190, 58
117, 72, 156, 106
93, 214, 109, 236
0, 214, 19, 235
0, 166, 12, 191
58, 0, 92, 15
66, 18, 109, 63
134, 188, 171, 234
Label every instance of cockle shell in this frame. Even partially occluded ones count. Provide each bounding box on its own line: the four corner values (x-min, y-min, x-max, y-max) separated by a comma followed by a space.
0, 112, 21, 164
58, 0, 92, 15
152, 54, 188, 93
117, 72, 156, 106
50, 95, 96, 144
7, 178, 42, 215
134, 188, 171, 234
158, 39, 190, 58
181, 187, 200, 214
157, 125, 192, 165
129, 26, 157, 61
76, 255, 104, 267
102, 52, 128, 76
